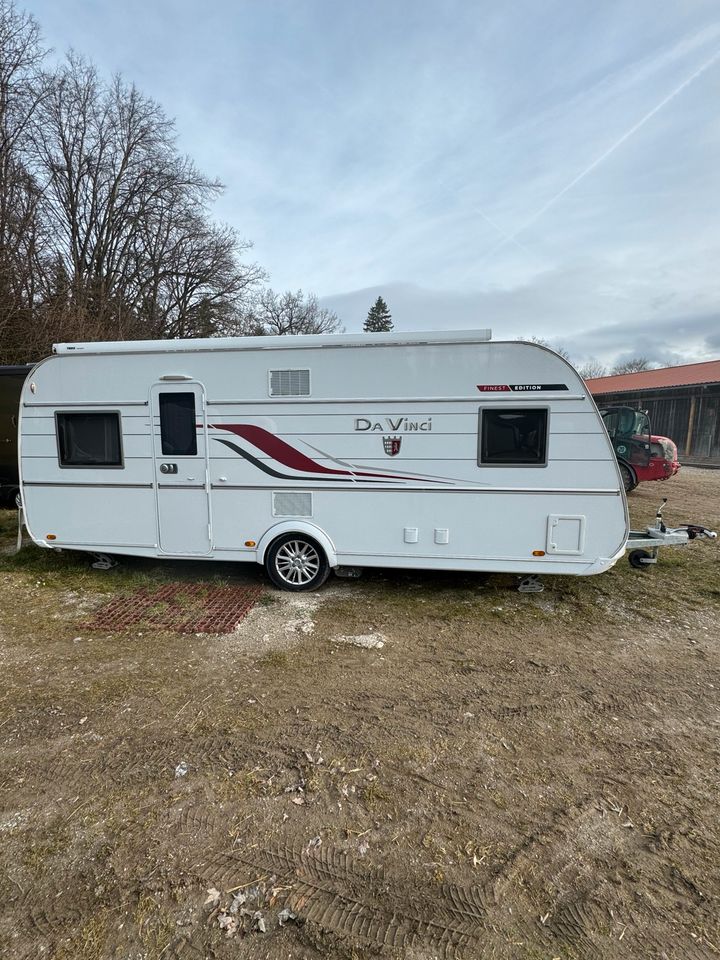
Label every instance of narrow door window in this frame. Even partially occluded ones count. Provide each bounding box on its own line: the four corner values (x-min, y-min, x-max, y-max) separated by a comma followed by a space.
159, 393, 197, 456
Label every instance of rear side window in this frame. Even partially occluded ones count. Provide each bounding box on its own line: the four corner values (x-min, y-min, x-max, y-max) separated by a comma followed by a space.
57, 412, 123, 467
159, 392, 197, 456
479, 408, 548, 465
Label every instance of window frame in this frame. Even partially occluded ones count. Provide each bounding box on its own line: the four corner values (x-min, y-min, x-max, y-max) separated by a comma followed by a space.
477, 405, 550, 468
158, 391, 198, 457
55, 410, 124, 469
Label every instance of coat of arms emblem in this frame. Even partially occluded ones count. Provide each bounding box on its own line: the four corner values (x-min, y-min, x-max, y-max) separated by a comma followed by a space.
383, 436, 401, 456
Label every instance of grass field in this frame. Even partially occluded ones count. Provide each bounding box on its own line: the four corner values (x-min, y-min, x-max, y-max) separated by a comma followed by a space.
0, 469, 718, 959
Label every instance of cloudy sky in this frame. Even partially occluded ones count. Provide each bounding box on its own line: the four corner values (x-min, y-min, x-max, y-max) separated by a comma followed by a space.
28, 0, 720, 368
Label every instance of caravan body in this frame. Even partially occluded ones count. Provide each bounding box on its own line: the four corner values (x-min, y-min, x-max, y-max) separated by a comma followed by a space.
18, 331, 629, 588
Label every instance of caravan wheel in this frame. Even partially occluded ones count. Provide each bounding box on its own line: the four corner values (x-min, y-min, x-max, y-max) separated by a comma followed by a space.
265, 534, 330, 592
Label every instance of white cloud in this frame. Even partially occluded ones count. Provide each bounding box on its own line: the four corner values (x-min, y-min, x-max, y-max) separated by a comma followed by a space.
27, 0, 720, 364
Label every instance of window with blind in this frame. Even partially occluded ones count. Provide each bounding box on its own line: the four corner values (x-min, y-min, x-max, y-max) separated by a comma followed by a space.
56, 412, 123, 467
479, 408, 548, 465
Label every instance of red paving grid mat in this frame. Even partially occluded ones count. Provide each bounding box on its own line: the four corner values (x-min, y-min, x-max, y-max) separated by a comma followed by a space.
84, 582, 265, 634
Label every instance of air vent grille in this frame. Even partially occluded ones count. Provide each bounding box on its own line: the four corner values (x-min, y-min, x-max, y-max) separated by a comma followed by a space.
269, 369, 310, 397
272, 491, 313, 517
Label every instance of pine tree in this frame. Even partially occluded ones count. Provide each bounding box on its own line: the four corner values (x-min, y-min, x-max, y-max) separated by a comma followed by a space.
363, 296, 393, 332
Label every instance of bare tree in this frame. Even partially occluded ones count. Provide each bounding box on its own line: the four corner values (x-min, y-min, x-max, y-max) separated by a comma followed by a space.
578, 358, 607, 379
0, 1, 46, 361
0, 7, 266, 363
137, 203, 264, 339
236, 288, 343, 336
2, 50, 261, 356
518, 336, 571, 362
30, 58, 262, 337
611, 357, 652, 375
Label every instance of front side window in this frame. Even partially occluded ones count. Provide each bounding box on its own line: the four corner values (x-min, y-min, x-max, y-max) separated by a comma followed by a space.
159, 392, 197, 456
57, 412, 123, 467
479, 408, 548, 465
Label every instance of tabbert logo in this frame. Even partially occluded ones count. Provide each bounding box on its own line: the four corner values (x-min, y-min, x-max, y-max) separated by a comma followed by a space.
383, 436, 402, 457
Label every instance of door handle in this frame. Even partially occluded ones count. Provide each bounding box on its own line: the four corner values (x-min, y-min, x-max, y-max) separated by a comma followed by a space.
160, 463, 178, 474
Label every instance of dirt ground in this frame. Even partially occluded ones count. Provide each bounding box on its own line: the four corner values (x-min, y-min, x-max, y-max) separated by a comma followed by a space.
0, 469, 719, 959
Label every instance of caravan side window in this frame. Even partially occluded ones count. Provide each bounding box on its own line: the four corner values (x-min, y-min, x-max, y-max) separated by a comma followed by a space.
159, 392, 197, 456
479, 408, 548, 466
56, 412, 123, 467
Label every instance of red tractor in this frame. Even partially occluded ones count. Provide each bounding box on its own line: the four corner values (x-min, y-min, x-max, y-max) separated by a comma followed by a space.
600, 406, 680, 494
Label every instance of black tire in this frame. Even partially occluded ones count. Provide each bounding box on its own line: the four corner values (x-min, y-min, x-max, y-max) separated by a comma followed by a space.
0, 487, 19, 509
619, 462, 637, 493
628, 549, 651, 570
265, 533, 330, 592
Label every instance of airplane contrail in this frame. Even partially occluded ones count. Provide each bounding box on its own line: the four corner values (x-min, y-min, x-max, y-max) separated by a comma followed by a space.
474, 205, 534, 256
486, 45, 720, 256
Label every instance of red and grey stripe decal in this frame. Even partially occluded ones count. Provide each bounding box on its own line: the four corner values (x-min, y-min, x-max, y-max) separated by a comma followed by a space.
477, 383, 568, 392
210, 424, 445, 484
214, 436, 365, 482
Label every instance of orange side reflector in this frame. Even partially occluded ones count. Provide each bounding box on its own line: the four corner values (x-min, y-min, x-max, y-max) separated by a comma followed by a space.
244, 540, 256, 547
46, 534, 57, 541
532, 549, 545, 556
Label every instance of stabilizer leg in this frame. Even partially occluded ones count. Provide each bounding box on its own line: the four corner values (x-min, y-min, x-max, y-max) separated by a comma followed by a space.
518, 574, 544, 593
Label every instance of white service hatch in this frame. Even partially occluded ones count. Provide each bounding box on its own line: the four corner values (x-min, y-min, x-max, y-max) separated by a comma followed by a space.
546, 515, 586, 555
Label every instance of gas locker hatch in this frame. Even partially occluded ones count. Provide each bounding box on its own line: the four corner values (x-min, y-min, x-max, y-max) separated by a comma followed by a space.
546, 515, 586, 555
150, 383, 212, 555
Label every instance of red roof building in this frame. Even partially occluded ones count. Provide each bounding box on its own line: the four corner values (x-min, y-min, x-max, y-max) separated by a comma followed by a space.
586, 359, 720, 395
586, 360, 720, 465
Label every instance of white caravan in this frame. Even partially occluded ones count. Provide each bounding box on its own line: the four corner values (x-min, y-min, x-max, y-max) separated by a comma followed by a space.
18, 330, 629, 590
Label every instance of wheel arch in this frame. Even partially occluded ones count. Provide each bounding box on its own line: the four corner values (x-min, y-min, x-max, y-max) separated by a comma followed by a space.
617, 458, 638, 491
255, 521, 338, 567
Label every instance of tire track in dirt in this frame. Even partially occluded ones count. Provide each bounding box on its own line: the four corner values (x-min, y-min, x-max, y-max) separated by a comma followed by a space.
196, 843, 492, 958
25, 899, 85, 940
7, 721, 709, 958
543, 897, 608, 959
5, 730, 297, 802
14, 858, 120, 959
483, 796, 719, 959
183, 792, 719, 959
296, 681, 634, 747
488, 688, 630, 721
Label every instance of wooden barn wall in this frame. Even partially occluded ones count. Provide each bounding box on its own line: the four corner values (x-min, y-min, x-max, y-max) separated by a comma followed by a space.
592, 384, 720, 462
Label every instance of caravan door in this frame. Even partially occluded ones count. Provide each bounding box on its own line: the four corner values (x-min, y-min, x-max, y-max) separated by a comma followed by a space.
150, 383, 211, 555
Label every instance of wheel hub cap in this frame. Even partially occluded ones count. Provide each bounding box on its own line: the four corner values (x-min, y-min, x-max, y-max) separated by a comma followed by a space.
275, 540, 321, 585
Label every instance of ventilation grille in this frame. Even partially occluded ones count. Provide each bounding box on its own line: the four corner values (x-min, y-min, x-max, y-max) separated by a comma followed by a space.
269, 369, 310, 397
273, 491, 313, 518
